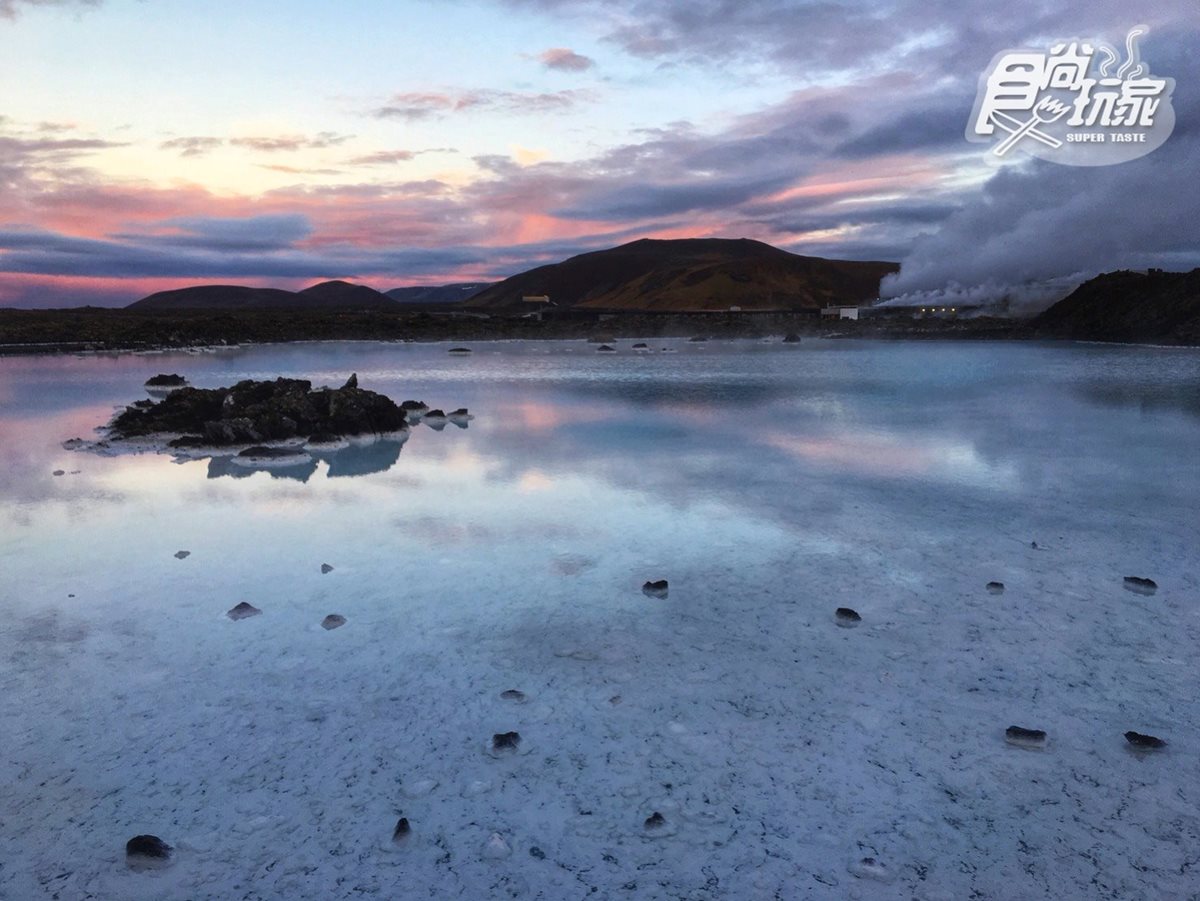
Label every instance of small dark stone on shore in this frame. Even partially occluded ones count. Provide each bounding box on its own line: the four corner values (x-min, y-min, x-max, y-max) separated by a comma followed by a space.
52, 469, 64, 476
492, 731, 521, 751
1005, 725, 1047, 748
632, 342, 649, 349
1125, 731, 1166, 750
175, 550, 190, 559
529, 846, 546, 859
393, 817, 411, 841
835, 607, 862, 627
1123, 576, 1158, 596
321, 614, 346, 630
644, 812, 666, 830
986, 581, 1005, 595
782, 333, 802, 343
642, 579, 669, 599
597, 344, 616, 352
126, 834, 172, 868
1031, 541, 1038, 549
500, 689, 527, 702
227, 601, 262, 621
321, 563, 333, 574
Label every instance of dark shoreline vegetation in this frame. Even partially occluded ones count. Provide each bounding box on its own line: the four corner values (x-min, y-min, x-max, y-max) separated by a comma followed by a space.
0, 307, 1030, 354
2, 268, 1197, 354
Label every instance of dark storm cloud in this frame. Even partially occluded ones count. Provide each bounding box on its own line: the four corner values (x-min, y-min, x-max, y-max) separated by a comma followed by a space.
834, 102, 974, 159
0, 224, 491, 279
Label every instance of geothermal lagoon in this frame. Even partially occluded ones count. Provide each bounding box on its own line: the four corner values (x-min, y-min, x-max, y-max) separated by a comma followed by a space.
2, 338, 1198, 899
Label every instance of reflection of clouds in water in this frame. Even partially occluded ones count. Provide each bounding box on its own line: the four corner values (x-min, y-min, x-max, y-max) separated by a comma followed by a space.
391, 513, 586, 548
761, 429, 1018, 489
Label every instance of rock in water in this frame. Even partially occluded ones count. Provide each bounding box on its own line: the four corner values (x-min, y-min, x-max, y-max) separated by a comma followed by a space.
227, 601, 262, 621
848, 857, 894, 883
835, 607, 862, 628
529, 846, 546, 859
392, 818, 411, 842
321, 614, 346, 630
483, 833, 511, 859
1125, 731, 1166, 750
448, 408, 473, 421
145, 374, 188, 388
448, 347, 472, 355
112, 377, 409, 447
782, 333, 802, 343
1123, 576, 1158, 596
52, 469, 65, 476
343, 373, 358, 389
632, 342, 650, 350
500, 689, 527, 703
1005, 725, 1047, 749
986, 581, 1005, 595
644, 812, 666, 831
321, 563, 334, 574
597, 344, 616, 353
175, 550, 190, 559
492, 731, 521, 753
126, 834, 172, 869
642, 579, 669, 599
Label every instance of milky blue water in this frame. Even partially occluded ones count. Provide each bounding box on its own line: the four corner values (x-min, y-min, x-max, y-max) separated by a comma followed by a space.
2, 338, 1198, 899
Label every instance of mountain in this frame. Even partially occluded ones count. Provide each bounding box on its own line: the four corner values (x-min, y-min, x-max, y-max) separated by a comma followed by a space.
465, 238, 898, 312
1034, 269, 1200, 344
128, 281, 400, 312
385, 283, 494, 304
296, 280, 396, 309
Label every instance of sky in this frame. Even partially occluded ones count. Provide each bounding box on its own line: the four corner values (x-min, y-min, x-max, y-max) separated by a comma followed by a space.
0, 0, 1198, 308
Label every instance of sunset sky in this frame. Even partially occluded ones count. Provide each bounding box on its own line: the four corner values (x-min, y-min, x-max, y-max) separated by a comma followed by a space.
1, 0, 1198, 307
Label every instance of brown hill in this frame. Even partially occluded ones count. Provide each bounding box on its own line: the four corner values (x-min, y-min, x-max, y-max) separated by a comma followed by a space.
465, 238, 898, 312
1034, 269, 1200, 344
128, 281, 400, 312
296, 280, 397, 309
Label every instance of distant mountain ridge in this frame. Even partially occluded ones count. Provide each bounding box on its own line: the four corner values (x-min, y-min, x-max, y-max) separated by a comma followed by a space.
128, 280, 398, 312
465, 238, 898, 312
1034, 269, 1200, 344
385, 283, 494, 304
125, 239, 898, 313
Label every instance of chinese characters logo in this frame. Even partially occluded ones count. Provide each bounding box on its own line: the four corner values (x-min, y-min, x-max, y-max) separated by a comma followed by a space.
968, 26, 1175, 166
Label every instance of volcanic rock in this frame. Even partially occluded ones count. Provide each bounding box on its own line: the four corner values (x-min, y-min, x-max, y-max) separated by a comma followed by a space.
227, 601, 262, 621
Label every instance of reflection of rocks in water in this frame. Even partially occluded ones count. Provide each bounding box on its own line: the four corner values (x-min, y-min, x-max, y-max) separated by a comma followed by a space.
1079, 379, 1200, 420
201, 434, 409, 481
320, 435, 408, 478
206, 454, 318, 482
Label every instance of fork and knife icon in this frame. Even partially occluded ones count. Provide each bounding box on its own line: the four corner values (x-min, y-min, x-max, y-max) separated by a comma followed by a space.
988, 97, 1073, 156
